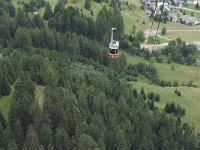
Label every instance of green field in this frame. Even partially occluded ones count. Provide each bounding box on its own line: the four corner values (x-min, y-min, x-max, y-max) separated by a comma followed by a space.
133, 81, 200, 132
166, 31, 200, 42
0, 92, 13, 120
35, 85, 45, 109
127, 54, 200, 132
0, 85, 45, 120
184, 4, 197, 11
126, 54, 200, 87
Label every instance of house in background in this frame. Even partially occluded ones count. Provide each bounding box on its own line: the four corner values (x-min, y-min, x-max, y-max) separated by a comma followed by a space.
179, 15, 200, 25
175, 0, 185, 7
168, 14, 178, 22
157, 2, 170, 11
168, 5, 178, 11
193, 0, 199, 5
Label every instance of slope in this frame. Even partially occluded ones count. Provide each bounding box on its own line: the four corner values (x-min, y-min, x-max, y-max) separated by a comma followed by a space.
0, 85, 45, 120
127, 54, 200, 132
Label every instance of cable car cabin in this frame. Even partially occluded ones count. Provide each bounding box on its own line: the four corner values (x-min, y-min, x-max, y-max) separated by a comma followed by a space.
108, 27, 119, 59
108, 41, 119, 59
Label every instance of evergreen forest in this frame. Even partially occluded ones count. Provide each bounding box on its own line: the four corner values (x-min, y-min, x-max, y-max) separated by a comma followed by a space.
0, 0, 199, 150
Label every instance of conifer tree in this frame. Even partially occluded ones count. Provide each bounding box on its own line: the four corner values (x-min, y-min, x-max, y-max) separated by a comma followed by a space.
0, 123, 5, 148
39, 125, 53, 149
13, 119, 24, 149
23, 125, 40, 150
47, 144, 55, 150
44, 2, 53, 20
4, 126, 14, 147
7, 142, 19, 150
0, 110, 6, 129
14, 28, 32, 49
84, 0, 91, 10
54, 0, 67, 14
0, 73, 11, 96
54, 127, 70, 150
78, 134, 99, 150
196, 2, 199, 10
140, 87, 146, 100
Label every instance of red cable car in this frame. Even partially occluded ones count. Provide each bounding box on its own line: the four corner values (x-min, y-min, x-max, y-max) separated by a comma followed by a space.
108, 28, 119, 59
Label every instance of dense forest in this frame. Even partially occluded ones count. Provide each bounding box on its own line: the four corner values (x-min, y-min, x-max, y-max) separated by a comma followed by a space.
0, 0, 199, 150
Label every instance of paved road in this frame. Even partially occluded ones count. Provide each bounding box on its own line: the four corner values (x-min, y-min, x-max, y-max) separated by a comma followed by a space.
147, 29, 200, 33
167, 29, 200, 32
141, 43, 169, 51
144, 28, 200, 51
187, 1, 194, 5
141, 43, 200, 51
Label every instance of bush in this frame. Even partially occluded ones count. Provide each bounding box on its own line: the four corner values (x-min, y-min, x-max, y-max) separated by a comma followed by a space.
171, 65, 175, 70
186, 80, 197, 88
165, 102, 185, 116
175, 89, 181, 97
156, 56, 163, 63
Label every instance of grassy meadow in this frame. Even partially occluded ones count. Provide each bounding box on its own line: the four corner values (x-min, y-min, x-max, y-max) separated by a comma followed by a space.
0, 85, 45, 120
133, 81, 200, 132
127, 54, 200, 132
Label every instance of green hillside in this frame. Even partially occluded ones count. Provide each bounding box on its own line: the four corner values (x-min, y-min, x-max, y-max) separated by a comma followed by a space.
0, 92, 13, 120
12, 0, 149, 34
127, 54, 200, 132
0, 85, 45, 120
133, 81, 200, 132
126, 54, 200, 87
1, 0, 199, 149
12, 0, 200, 35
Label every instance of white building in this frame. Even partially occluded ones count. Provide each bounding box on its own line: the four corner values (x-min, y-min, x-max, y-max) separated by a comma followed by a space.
168, 14, 178, 22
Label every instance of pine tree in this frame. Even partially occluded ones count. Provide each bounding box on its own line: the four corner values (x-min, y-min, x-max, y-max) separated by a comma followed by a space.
3, 126, 14, 148
7, 142, 18, 150
23, 125, 40, 150
139, 135, 149, 150
13, 119, 24, 149
140, 87, 146, 100
0, 73, 11, 96
133, 88, 138, 98
84, 0, 91, 10
54, 0, 67, 14
39, 125, 53, 149
54, 127, 70, 150
114, 128, 127, 150
0, 110, 6, 129
44, 2, 53, 20
47, 144, 55, 150
90, 10, 94, 16
15, 8, 32, 28
77, 134, 99, 150
7, 2, 16, 17
14, 28, 32, 49
196, 2, 199, 10
0, 123, 5, 148
32, 15, 44, 29
161, 27, 166, 35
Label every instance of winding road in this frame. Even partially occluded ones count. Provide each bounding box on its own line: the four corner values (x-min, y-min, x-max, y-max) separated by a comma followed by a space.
143, 29, 200, 51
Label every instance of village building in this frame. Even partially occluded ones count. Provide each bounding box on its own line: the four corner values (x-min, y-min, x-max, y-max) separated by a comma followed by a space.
168, 14, 178, 22
179, 15, 200, 25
